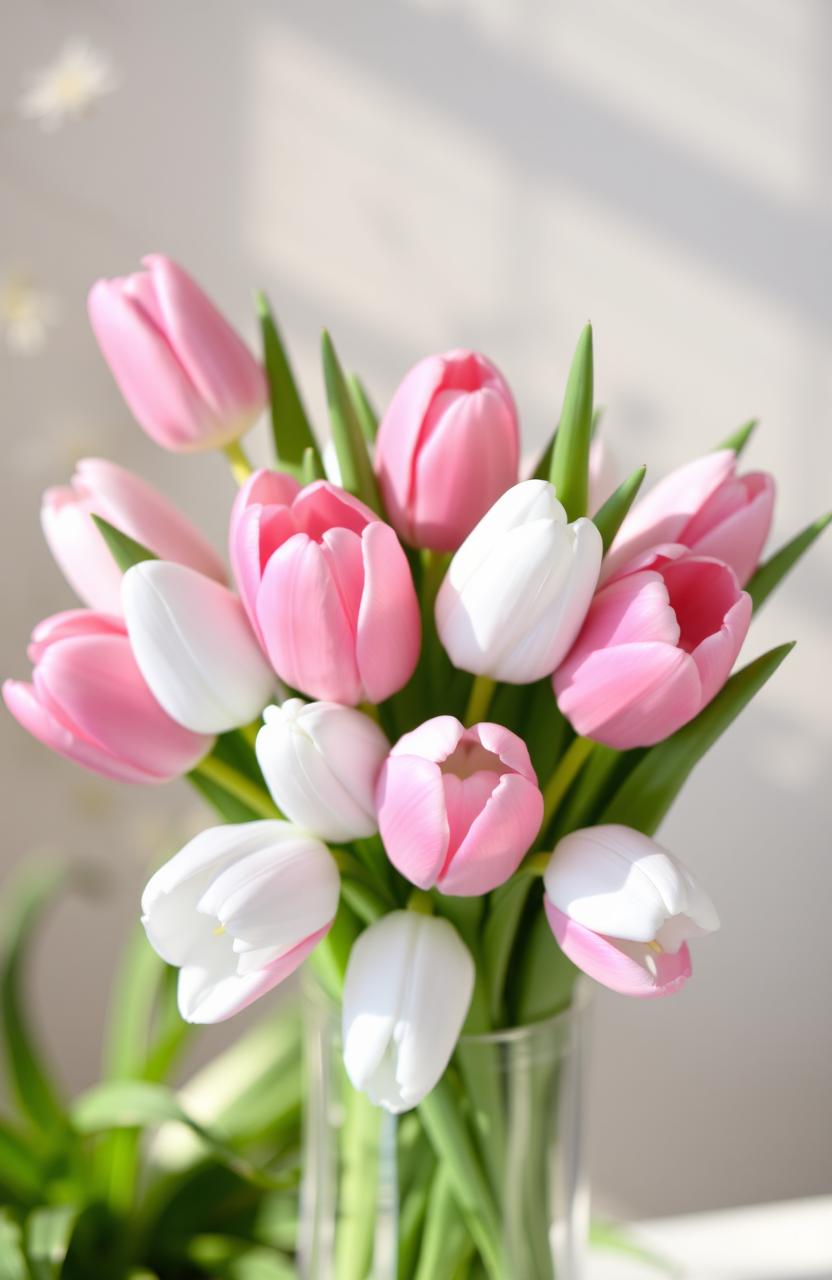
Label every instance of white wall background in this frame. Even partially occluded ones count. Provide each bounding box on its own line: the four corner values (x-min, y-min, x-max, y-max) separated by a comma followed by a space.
1, 0, 830, 1218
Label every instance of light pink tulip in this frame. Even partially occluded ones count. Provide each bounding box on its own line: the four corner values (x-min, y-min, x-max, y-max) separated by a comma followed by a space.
376, 716, 543, 896
3, 611, 212, 783
604, 449, 775, 585
88, 255, 266, 452
554, 550, 751, 748
545, 903, 692, 997
375, 350, 519, 551
229, 474, 420, 705
543, 824, 719, 998
41, 458, 226, 614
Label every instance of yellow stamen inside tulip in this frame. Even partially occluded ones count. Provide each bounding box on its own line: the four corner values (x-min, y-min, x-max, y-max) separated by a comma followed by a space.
647, 939, 663, 954
213, 923, 227, 937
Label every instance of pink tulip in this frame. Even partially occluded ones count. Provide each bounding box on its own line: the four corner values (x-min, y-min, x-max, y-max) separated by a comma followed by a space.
229, 474, 420, 705
544, 824, 719, 998
41, 458, 226, 614
88, 255, 266, 452
604, 449, 775, 586
3, 611, 212, 783
376, 716, 543, 896
554, 550, 751, 749
375, 350, 519, 551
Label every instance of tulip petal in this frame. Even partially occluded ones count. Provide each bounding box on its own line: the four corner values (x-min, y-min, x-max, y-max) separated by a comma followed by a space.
411, 388, 518, 550
687, 473, 775, 586
357, 522, 421, 703
545, 901, 692, 997
555, 642, 702, 749
32, 633, 212, 778
376, 755, 449, 889
375, 355, 449, 538
123, 561, 275, 734
2, 678, 171, 784
390, 714, 464, 764
144, 255, 266, 424
543, 824, 717, 943
473, 720, 538, 782
258, 534, 362, 703
88, 279, 214, 450
604, 450, 736, 579
691, 590, 751, 706
440, 772, 543, 895
178, 926, 326, 1024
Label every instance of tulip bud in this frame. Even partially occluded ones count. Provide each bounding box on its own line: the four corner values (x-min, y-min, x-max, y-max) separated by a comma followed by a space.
41, 458, 226, 614
376, 716, 543, 896
544, 824, 719, 997
342, 911, 474, 1113
256, 699, 390, 842
122, 561, 275, 734
88, 255, 266, 452
604, 449, 775, 586
229, 474, 420, 705
554, 549, 751, 749
142, 820, 340, 1023
375, 350, 519, 551
435, 479, 602, 683
3, 610, 211, 783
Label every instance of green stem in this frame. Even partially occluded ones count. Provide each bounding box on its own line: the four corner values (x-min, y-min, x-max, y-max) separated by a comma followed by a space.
223, 439, 255, 484
415, 1165, 475, 1280
464, 676, 497, 727
191, 755, 281, 820
418, 1078, 503, 1279
239, 719, 261, 749
540, 735, 594, 829
334, 1078, 381, 1280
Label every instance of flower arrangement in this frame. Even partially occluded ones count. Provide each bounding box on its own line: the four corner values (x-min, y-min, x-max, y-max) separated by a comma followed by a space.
4, 253, 828, 1278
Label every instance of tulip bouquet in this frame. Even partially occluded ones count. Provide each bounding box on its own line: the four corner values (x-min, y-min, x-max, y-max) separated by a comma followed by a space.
4, 254, 828, 1279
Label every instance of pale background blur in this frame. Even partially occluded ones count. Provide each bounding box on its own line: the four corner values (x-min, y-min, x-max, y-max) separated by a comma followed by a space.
1, 0, 830, 1220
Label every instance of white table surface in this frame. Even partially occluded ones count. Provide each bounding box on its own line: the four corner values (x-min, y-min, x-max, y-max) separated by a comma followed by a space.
587, 1195, 832, 1280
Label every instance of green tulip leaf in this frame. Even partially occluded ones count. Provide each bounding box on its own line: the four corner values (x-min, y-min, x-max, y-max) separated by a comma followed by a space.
601, 643, 794, 834
549, 324, 594, 519
25, 1205, 80, 1280
0, 1119, 43, 1204
321, 331, 383, 514
71, 1081, 287, 1191
715, 418, 757, 455
0, 1211, 28, 1280
91, 516, 156, 573
0, 862, 68, 1135
593, 465, 647, 552
257, 292, 321, 479
302, 444, 326, 484
348, 374, 379, 444
747, 512, 832, 614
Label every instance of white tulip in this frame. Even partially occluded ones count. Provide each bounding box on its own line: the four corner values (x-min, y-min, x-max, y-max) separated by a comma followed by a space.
435, 479, 602, 683
141, 820, 340, 1023
256, 699, 390, 842
122, 560, 275, 734
544, 824, 719, 952
342, 911, 474, 1113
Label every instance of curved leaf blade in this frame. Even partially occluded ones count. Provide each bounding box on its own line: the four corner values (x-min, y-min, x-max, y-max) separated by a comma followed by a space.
601, 643, 794, 834
747, 513, 831, 614
257, 292, 320, 478
593, 465, 647, 553
321, 331, 382, 514
0, 863, 67, 1133
549, 324, 593, 519
25, 1205, 79, 1280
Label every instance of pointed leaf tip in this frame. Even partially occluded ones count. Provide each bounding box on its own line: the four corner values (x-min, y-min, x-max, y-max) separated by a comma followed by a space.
259, 292, 320, 477
92, 516, 156, 573
716, 418, 758, 455
321, 331, 383, 514
748, 512, 832, 613
593, 464, 647, 552
549, 324, 594, 520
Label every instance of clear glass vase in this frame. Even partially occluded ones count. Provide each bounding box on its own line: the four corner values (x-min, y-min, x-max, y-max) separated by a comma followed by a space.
299, 979, 590, 1280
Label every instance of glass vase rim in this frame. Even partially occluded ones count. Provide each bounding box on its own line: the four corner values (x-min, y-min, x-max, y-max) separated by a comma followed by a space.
301, 968, 591, 1045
